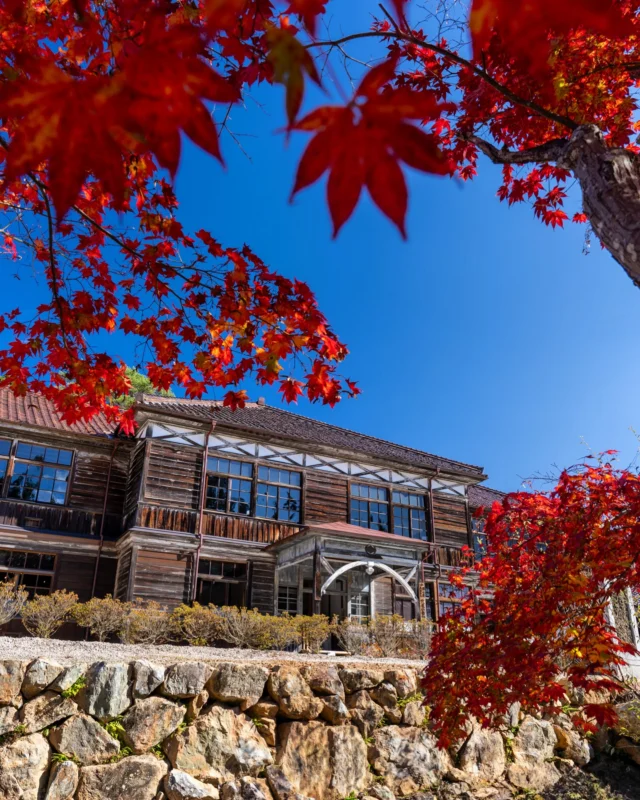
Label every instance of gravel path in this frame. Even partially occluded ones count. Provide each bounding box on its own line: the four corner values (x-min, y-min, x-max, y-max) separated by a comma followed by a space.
0, 635, 425, 668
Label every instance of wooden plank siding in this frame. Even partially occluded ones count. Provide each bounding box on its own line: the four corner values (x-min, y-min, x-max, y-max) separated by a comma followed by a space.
132, 549, 191, 606
249, 560, 275, 614
372, 575, 393, 615
114, 548, 132, 601
143, 441, 202, 510
432, 494, 470, 549
0, 499, 99, 536
202, 513, 301, 544
124, 439, 147, 529
304, 472, 348, 523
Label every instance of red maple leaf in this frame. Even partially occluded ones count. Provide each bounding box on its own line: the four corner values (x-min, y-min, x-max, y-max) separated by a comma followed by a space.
291, 58, 452, 236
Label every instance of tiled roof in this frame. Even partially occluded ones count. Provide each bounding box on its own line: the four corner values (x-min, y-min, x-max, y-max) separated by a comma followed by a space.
138, 395, 486, 479
0, 389, 115, 437
266, 520, 424, 550
468, 483, 506, 508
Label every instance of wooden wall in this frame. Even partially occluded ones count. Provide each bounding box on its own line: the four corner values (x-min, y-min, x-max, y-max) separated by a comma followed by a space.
124, 440, 147, 530
114, 548, 133, 602
249, 560, 275, 614
56, 552, 117, 602
131, 548, 191, 606
373, 575, 393, 616
143, 441, 202, 510
432, 495, 470, 549
305, 473, 348, 523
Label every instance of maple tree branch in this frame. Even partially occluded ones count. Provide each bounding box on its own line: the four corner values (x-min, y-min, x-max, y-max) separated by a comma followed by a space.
38, 186, 72, 352
463, 134, 570, 165
308, 30, 578, 131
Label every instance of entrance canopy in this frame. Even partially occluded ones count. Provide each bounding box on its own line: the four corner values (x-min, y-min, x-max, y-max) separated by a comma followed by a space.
267, 521, 425, 619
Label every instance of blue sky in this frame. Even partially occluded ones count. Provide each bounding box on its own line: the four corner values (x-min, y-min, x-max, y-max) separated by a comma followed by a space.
7, 1, 640, 493
171, 1, 640, 492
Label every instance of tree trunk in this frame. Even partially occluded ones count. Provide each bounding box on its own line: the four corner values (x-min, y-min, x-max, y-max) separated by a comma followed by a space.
559, 125, 640, 288
470, 125, 640, 288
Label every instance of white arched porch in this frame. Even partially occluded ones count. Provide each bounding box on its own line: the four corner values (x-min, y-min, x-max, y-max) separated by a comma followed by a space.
320, 559, 418, 603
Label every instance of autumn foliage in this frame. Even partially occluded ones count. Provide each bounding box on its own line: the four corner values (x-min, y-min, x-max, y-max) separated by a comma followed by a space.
423, 458, 640, 747
0, 0, 638, 427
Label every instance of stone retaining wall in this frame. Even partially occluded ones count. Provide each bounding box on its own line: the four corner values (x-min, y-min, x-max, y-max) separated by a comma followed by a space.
0, 658, 602, 800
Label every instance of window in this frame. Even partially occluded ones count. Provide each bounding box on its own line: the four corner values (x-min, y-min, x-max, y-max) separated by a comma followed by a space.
0, 439, 10, 488
8, 442, 72, 505
392, 491, 427, 539
350, 484, 389, 531
256, 466, 301, 523
349, 591, 370, 622
424, 582, 436, 621
278, 585, 298, 615
351, 484, 429, 538
0, 550, 55, 598
471, 517, 488, 561
196, 559, 247, 607
205, 457, 253, 516
438, 582, 469, 617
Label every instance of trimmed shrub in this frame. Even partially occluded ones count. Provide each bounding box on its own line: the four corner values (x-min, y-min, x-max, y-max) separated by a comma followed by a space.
21, 589, 78, 638
214, 606, 272, 649
263, 613, 301, 650
170, 602, 225, 646
119, 599, 172, 645
334, 617, 372, 656
296, 614, 333, 653
72, 594, 127, 642
0, 581, 28, 626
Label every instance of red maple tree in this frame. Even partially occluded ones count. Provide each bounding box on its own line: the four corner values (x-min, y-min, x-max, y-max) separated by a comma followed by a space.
423, 456, 640, 747
1, 0, 639, 428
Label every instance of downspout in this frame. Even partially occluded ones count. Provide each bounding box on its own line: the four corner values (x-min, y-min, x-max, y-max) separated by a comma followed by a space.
90, 439, 120, 599
191, 421, 215, 602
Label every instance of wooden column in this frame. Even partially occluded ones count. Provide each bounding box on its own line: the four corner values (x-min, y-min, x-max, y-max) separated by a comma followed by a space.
313, 540, 322, 615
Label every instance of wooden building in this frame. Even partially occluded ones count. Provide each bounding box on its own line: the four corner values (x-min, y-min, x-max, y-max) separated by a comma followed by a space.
0, 390, 505, 634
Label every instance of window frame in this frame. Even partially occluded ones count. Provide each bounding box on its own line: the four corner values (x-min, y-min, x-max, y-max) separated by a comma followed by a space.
202, 456, 304, 525
204, 456, 254, 517
391, 489, 428, 540
0, 549, 57, 598
0, 437, 74, 508
471, 516, 488, 562
256, 465, 302, 524
277, 584, 299, 615
196, 558, 248, 607
349, 480, 430, 539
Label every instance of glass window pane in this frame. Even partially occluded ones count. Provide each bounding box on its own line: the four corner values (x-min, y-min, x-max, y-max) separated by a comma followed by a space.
241, 462, 253, 477
30, 446, 45, 462
40, 554, 55, 571
37, 490, 52, 503
0, 550, 10, 567
45, 448, 59, 464
16, 443, 31, 459
57, 449, 72, 466
0, 439, 11, 456
24, 553, 40, 569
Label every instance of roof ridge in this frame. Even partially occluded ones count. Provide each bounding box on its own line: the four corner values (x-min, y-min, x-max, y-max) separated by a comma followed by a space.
236, 403, 486, 475
139, 393, 484, 476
